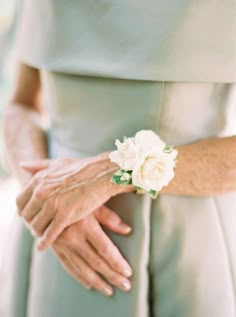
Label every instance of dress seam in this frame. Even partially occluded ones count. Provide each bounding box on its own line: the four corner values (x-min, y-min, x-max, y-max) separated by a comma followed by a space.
154, 81, 165, 132
213, 196, 236, 317
149, 80, 166, 277
149, 80, 166, 317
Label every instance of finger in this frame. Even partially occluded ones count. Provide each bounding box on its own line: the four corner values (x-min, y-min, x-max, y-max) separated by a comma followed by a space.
21, 194, 42, 223
58, 244, 114, 297
78, 241, 131, 293
20, 159, 52, 174
16, 177, 35, 214
53, 248, 92, 290
88, 223, 133, 277
30, 205, 55, 236
94, 205, 132, 235
37, 217, 67, 251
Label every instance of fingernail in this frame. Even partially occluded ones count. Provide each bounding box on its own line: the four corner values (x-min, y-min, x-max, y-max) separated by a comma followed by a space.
103, 287, 113, 297
119, 223, 132, 233
121, 280, 131, 292
123, 268, 133, 277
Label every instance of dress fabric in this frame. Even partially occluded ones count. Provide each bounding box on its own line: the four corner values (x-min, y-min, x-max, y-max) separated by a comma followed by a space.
2, 1, 236, 316
1, 73, 236, 317
16, 0, 236, 82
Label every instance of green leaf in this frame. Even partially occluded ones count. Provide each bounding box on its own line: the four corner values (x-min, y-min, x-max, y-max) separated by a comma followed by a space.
111, 175, 132, 185
120, 169, 132, 174
112, 175, 122, 182
135, 187, 146, 195
149, 190, 158, 199
163, 145, 174, 153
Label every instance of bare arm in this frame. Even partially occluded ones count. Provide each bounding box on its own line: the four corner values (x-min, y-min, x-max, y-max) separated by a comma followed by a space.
4, 63, 133, 295
3, 63, 48, 185
162, 136, 236, 196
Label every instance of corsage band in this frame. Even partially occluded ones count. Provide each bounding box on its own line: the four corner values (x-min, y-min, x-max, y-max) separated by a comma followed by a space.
109, 130, 178, 199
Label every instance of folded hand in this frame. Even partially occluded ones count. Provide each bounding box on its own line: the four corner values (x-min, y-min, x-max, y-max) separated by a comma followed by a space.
52, 205, 132, 296
16, 154, 134, 250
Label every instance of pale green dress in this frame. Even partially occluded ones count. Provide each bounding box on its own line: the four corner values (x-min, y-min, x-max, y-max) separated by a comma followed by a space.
1, 1, 236, 317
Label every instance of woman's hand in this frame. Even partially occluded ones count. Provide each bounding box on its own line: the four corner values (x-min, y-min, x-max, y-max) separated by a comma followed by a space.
52, 206, 133, 296
16, 154, 134, 250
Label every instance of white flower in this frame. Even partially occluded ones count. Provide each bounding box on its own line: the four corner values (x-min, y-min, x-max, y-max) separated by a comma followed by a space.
134, 130, 166, 154
109, 137, 140, 170
109, 129, 178, 194
132, 152, 176, 192
170, 149, 178, 160
120, 172, 132, 181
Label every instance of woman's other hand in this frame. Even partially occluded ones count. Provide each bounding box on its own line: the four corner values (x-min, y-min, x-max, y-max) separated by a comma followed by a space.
52, 206, 133, 296
16, 155, 134, 250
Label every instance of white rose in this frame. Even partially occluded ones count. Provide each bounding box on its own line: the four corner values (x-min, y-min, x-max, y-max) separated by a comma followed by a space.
132, 152, 176, 192
134, 130, 166, 154
109, 137, 140, 170
170, 149, 178, 160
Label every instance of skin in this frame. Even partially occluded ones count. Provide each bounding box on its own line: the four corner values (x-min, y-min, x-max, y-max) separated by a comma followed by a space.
16, 154, 134, 250
5, 63, 236, 295
3, 63, 133, 296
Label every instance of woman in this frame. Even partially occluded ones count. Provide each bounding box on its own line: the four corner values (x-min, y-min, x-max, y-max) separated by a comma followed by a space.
2, 0, 236, 316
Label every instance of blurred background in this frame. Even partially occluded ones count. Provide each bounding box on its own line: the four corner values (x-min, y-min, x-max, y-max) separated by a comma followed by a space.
0, 0, 20, 262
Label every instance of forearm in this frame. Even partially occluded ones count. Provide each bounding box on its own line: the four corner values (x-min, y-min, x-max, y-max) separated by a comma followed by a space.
3, 103, 48, 185
162, 136, 236, 196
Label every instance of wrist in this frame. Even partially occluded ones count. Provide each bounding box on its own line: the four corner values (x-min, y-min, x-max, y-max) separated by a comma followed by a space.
108, 130, 178, 198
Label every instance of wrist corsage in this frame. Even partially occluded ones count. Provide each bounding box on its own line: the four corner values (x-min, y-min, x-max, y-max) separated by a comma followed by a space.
109, 130, 178, 199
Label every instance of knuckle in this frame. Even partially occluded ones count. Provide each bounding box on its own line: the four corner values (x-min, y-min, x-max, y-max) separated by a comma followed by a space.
88, 226, 101, 239
77, 266, 87, 278
32, 228, 42, 237
33, 173, 43, 184
104, 248, 119, 264
23, 213, 32, 223
34, 187, 45, 201
31, 222, 43, 237
44, 229, 53, 240
106, 271, 118, 284
31, 222, 39, 233
89, 274, 100, 288
92, 257, 103, 271
100, 244, 112, 256
108, 271, 120, 285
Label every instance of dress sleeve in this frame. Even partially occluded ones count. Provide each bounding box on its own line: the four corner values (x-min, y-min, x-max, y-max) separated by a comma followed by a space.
12, 0, 236, 81
14, 0, 58, 68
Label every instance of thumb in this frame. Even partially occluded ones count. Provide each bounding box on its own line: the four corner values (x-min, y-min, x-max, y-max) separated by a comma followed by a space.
20, 159, 52, 174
